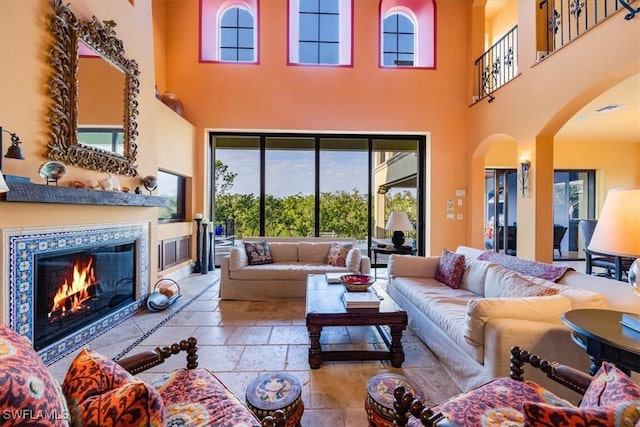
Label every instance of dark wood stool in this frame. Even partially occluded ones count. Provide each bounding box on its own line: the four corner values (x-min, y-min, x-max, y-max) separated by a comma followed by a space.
246, 372, 304, 427
365, 373, 424, 427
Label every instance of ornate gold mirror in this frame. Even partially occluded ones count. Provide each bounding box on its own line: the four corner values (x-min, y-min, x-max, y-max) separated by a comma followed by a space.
47, 0, 139, 176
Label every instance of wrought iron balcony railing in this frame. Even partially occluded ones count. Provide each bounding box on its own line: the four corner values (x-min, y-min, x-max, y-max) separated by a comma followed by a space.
474, 25, 518, 103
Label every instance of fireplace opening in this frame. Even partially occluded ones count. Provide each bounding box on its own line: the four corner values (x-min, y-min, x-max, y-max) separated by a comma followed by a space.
33, 241, 136, 351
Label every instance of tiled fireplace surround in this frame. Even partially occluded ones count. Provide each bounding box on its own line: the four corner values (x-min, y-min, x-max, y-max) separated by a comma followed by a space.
2, 222, 149, 365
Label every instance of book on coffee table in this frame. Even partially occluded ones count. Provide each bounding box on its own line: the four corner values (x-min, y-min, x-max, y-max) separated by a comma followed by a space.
325, 272, 344, 284
342, 289, 380, 309
621, 313, 640, 333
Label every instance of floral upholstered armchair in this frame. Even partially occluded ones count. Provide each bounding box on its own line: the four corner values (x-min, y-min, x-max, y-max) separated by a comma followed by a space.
0, 323, 285, 426
392, 346, 640, 427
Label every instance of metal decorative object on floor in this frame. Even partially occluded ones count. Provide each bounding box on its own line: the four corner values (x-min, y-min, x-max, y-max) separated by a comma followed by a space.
246, 372, 304, 427
365, 373, 424, 427
146, 278, 182, 312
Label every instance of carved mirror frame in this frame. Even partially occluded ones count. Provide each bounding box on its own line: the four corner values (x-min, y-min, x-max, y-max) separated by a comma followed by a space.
47, 0, 140, 176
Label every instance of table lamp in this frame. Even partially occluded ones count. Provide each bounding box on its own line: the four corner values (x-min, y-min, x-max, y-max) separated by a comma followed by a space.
588, 187, 640, 296
385, 211, 413, 249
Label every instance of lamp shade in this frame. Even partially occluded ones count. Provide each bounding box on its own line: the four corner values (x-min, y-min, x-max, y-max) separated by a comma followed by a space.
588, 187, 640, 258
385, 211, 413, 231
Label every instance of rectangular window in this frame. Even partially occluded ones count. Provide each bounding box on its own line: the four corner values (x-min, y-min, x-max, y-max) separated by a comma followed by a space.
157, 170, 186, 222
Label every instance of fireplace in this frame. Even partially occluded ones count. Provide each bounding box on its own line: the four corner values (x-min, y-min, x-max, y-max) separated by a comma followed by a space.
3, 223, 149, 365
33, 242, 136, 351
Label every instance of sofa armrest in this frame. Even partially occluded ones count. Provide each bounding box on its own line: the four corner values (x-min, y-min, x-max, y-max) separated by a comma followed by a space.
116, 337, 199, 375
388, 255, 440, 278
464, 295, 572, 346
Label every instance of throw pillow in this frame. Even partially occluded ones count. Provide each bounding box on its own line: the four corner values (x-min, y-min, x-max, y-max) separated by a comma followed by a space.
523, 401, 640, 427
580, 361, 640, 408
244, 241, 274, 265
328, 242, 353, 267
498, 274, 559, 298
435, 249, 465, 288
0, 323, 70, 427
346, 247, 362, 272
74, 381, 165, 427
62, 348, 135, 405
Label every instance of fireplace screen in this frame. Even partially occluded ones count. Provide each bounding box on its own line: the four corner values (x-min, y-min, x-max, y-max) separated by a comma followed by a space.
33, 242, 136, 351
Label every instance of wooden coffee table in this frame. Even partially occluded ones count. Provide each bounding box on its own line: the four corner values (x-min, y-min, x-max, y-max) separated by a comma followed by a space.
305, 274, 407, 368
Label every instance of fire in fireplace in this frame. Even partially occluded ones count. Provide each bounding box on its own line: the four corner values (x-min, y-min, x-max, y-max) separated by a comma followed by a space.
33, 242, 136, 351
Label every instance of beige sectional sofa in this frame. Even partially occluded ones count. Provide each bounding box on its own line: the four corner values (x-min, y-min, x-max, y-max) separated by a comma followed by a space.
220, 237, 371, 300
387, 245, 640, 400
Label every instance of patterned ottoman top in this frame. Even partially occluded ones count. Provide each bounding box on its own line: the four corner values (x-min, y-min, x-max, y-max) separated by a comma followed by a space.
367, 373, 424, 409
246, 373, 302, 411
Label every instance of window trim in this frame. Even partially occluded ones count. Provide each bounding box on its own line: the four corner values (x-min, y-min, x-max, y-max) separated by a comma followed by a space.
287, 0, 353, 67
200, 0, 260, 64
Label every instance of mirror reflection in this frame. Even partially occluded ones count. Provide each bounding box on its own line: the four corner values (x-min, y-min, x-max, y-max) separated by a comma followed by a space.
77, 41, 126, 155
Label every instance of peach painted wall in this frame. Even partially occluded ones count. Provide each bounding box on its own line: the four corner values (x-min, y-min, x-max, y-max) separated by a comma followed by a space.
0, 0, 189, 318
158, 0, 473, 255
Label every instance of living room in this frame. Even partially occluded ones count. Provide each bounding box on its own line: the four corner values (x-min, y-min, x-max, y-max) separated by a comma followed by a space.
0, 0, 639, 425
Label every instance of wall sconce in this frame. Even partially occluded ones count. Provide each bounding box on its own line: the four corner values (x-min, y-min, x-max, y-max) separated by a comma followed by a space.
518, 160, 531, 198
0, 126, 26, 193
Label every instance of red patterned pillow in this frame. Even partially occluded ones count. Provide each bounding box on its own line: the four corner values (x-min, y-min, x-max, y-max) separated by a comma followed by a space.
523, 401, 640, 427
580, 361, 640, 408
328, 242, 353, 267
62, 348, 135, 404
435, 249, 465, 288
74, 381, 165, 427
0, 323, 70, 426
244, 241, 274, 265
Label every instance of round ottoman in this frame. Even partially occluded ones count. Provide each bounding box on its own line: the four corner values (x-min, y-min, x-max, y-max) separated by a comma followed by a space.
246, 372, 304, 427
365, 373, 424, 427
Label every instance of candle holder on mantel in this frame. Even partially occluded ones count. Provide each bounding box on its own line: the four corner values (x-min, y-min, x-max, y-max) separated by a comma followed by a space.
193, 214, 203, 273
201, 220, 209, 275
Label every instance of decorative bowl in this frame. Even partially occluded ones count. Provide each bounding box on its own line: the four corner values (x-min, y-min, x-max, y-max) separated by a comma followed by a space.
340, 274, 375, 292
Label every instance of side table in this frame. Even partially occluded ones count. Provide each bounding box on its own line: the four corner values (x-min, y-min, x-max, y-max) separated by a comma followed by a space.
561, 308, 640, 375
370, 246, 416, 279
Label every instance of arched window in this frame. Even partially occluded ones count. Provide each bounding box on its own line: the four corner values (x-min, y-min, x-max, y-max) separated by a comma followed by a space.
379, 0, 435, 68
220, 7, 255, 62
382, 12, 415, 66
288, 0, 352, 66
201, 0, 258, 63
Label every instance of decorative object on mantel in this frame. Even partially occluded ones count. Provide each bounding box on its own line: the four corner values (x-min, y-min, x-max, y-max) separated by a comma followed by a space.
71, 180, 86, 188
39, 161, 67, 186
134, 186, 142, 194
159, 91, 184, 116
0, 126, 26, 193
96, 173, 121, 192
142, 175, 157, 195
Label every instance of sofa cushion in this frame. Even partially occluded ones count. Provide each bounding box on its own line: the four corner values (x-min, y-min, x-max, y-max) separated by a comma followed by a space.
460, 259, 494, 296
346, 248, 362, 272
244, 241, 274, 265
0, 323, 70, 427
229, 262, 350, 281
389, 255, 440, 278
151, 368, 261, 426
298, 242, 332, 263
498, 275, 559, 298
526, 276, 609, 309
435, 249, 466, 288
268, 242, 299, 263
464, 294, 572, 346
484, 264, 524, 298
328, 242, 353, 267
228, 247, 248, 271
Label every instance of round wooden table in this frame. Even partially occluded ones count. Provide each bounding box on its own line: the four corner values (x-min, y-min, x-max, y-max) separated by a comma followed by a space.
561, 308, 640, 375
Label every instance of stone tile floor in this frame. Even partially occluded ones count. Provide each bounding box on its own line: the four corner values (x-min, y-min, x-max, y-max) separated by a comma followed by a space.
48, 269, 461, 426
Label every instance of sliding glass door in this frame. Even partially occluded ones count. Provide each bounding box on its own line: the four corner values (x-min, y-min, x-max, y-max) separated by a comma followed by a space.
211, 132, 425, 263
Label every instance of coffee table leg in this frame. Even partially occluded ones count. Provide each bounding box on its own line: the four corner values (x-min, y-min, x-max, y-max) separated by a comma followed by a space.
389, 325, 405, 368
308, 325, 323, 369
